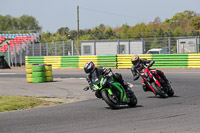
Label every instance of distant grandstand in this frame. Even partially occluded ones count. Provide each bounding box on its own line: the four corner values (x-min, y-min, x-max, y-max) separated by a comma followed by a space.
0, 33, 39, 66
0, 33, 39, 52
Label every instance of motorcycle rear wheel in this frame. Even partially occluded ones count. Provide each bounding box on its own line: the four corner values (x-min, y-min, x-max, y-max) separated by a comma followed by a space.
151, 82, 167, 98
127, 90, 137, 107
101, 90, 120, 109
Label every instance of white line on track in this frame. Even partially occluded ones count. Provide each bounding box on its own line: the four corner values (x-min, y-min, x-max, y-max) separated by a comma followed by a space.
69, 78, 86, 80
0, 73, 16, 75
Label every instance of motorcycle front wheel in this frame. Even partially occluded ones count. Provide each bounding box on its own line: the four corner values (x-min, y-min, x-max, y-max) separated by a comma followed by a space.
167, 85, 174, 97
101, 90, 120, 109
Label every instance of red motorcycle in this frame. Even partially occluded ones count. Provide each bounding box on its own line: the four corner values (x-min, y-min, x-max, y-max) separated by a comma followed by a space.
136, 65, 174, 98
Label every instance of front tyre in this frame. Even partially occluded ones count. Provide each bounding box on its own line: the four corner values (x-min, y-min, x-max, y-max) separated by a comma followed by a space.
167, 85, 174, 97
101, 90, 120, 109
151, 82, 167, 98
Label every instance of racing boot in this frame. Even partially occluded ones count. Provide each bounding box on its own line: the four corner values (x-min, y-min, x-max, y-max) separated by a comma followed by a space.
143, 85, 152, 92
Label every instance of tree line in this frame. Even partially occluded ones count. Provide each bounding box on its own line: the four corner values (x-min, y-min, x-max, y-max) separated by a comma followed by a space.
0, 10, 199, 43
44, 10, 200, 43
0, 14, 41, 32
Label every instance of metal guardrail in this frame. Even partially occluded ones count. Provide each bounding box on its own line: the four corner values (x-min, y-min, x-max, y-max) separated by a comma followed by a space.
25, 54, 200, 69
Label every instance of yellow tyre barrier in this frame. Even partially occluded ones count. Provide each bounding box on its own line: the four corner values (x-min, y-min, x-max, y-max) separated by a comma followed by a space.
27, 78, 33, 83
45, 64, 52, 71
26, 74, 33, 78
46, 76, 53, 82
26, 69, 33, 74
26, 64, 33, 69
45, 71, 52, 77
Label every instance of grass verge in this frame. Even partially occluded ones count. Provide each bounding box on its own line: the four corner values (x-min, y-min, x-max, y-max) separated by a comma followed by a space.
0, 95, 63, 112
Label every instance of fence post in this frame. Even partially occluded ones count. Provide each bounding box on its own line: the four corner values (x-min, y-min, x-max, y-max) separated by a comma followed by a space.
32, 41, 35, 56
138, 33, 145, 54
168, 37, 171, 54
192, 31, 198, 53
68, 35, 74, 56
52, 38, 57, 56
90, 35, 96, 55
6, 42, 11, 67
165, 32, 171, 54
43, 38, 48, 56
39, 39, 42, 56
23, 40, 29, 56
114, 33, 120, 54
128, 40, 130, 54
71, 40, 74, 56
12, 41, 17, 66
195, 36, 198, 53
59, 37, 65, 56
17, 40, 22, 66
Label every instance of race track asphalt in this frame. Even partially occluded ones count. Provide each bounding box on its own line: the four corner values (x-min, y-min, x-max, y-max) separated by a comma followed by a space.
0, 68, 200, 133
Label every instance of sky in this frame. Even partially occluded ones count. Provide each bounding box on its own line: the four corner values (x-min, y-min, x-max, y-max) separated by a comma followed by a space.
0, 0, 199, 33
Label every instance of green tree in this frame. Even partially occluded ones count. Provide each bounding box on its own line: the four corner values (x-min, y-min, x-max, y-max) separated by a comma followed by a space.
0, 14, 42, 31
57, 27, 69, 36
18, 15, 41, 30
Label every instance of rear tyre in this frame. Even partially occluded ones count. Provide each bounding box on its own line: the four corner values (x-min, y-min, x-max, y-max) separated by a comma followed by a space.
151, 82, 167, 98
127, 90, 137, 107
101, 90, 120, 109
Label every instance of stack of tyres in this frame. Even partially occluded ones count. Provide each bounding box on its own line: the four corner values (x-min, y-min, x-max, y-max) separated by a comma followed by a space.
32, 64, 46, 83
45, 64, 53, 82
26, 64, 33, 83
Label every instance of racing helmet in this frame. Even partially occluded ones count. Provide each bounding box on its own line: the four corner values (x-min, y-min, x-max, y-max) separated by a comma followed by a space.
84, 61, 95, 74
131, 55, 140, 66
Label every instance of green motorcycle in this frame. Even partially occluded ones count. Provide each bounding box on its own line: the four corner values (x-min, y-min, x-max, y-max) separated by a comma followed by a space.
84, 69, 137, 109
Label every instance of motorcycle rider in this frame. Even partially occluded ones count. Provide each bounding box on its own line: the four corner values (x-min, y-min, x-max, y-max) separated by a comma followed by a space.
83, 61, 128, 98
131, 54, 171, 92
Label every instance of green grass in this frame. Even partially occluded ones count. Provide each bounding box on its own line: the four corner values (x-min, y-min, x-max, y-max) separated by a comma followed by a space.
0, 95, 63, 112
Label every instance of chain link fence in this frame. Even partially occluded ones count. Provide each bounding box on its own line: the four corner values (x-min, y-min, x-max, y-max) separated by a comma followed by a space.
2, 36, 200, 66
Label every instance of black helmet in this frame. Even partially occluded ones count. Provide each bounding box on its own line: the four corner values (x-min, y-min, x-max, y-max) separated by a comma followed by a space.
131, 54, 140, 66
84, 61, 95, 74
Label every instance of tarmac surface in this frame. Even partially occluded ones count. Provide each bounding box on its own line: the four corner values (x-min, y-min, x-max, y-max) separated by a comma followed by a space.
0, 68, 200, 133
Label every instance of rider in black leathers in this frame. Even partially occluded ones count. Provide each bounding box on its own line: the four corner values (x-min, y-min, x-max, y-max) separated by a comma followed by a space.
83, 61, 128, 98
131, 55, 170, 92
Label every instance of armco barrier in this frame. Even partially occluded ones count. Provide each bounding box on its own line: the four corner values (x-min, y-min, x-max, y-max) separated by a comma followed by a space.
97, 55, 117, 68
78, 56, 98, 68
25, 54, 200, 69
61, 56, 79, 68
117, 54, 152, 68
188, 54, 200, 68
152, 54, 188, 68
26, 56, 44, 64
44, 56, 61, 68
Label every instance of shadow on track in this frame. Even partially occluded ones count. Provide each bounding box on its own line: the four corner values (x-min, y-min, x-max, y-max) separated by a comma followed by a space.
146, 95, 180, 99
105, 105, 143, 110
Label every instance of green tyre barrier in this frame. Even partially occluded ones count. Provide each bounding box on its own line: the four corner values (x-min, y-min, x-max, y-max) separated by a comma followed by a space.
32, 72, 45, 78
32, 65, 45, 72
32, 77, 46, 83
